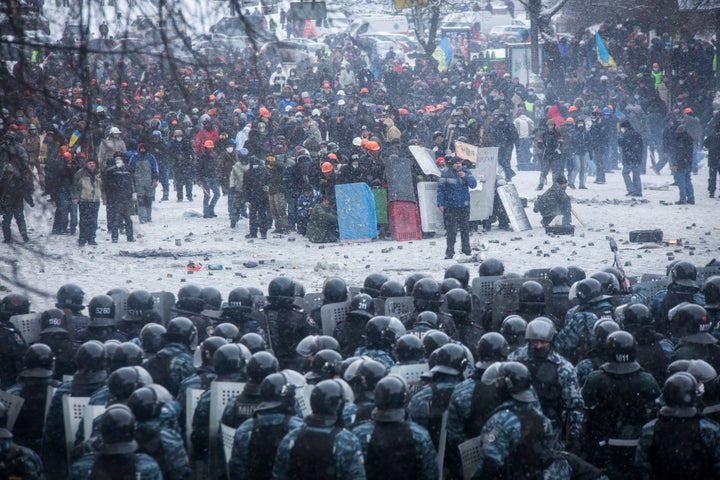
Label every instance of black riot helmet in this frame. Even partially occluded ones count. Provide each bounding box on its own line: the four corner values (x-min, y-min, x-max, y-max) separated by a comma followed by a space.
296, 335, 340, 357
422, 330, 450, 357
404, 273, 428, 298
415, 311, 439, 329
198, 336, 228, 367
343, 357, 387, 393
56, 283, 85, 311
525, 318, 556, 359
21, 343, 55, 378
363, 273, 389, 298
571, 278, 609, 305
306, 349, 344, 383
566, 265, 586, 284
99, 404, 138, 454
373, 375, 408, 421
446, 288, 472, 313
482, 361, 534, 403
602, 267, 624, 288
107, 366, 153, 404
669, 303, 713, 340
364, 316, 406, 349
75, 340, 107, 373
0, 293, 30, 319
165, 317, 199, 349
501, 315, 527, 348
661, 372, 699, 410
88, 294, 116, 327
349, 293, 375, 319
548, 266, 570, 287
441, 278, 463, 295
519, 280, 545, 306
592, 319, 620, 348
107, 287, 129, 297
294, 281, 306, 300
310, 379, 352, 417
323, 277, 348, 304
478, 258, 504, 277
623, 303, 652, 328
200, 287, 223, 310
686, 359, 718, 384
126, 290, 154, 319
476, 332, 510, 369
239, 332, 267, 353
213, 323, 240, 342
140, 323, 166, 355
259, 370, 306, 410
225, 287, 253, 312
671, 261, 698, 288
268, 277, 296, 299
445, 264, 470, 288
176, 284, 204, 312
247, 351, 279, 384
591, 272, 620, 295
213, 343, 252, 376
127, 384, 174, 421
412, 278, 442, 310
607, 330, 635, 360
396, 334, 424, 363
703, 276, 720, 309
379, 280, 405, 299
109, 342, 144, 371
430, 343, 468, 376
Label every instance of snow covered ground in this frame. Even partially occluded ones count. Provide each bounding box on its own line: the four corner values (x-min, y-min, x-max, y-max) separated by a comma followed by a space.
6, 165, 719, 310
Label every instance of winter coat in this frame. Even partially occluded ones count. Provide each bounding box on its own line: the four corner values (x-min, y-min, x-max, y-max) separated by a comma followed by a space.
168, 138, 195, 178
704, 130, 720, 168
618, 127, 644, 166
306, 203, 339, 243
97, 136, 126, 164
534, 183, 570, 218
196, 151, 217, 180
229, 161, 249, 192
383, 118, 402, 143
216, 151, 235, 190
243, 165, 270, 204
72, 166, 104, 203
674, 129, 694, 172
128, 152, 159, 197
437, 166, 477, 208
193, 127, 219, 153
0, 163, 32, 212
45, 155, 77, 196
103, 164, 135, 205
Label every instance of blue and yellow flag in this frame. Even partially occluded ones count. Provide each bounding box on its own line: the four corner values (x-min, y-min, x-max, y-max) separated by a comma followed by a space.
69, 129, 81, 148
595, 32, 616, 68
432, 37, 453, 72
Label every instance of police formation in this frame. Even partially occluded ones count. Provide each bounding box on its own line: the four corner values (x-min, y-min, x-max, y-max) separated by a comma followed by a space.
1, 258, 720, 479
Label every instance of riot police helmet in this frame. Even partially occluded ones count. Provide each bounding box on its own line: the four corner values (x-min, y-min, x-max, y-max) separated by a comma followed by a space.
268, 276, 296, 300
75, 340, 107, 373
126, 290, 154, 319
127, 384, 174, 422
412, 278, 442, 310
99, 404, 138, 454
225, 287, 253, 311
519, 280, 545, 305
593, 319, 620, 347
422, 330, 450, 357
702, 276, 720, 309
670, 261, 697, 287
310, 379, 353, 417
566, 265, 586, 284
430, 343, 468, 376
441, 278, 463, 295
306, 349, 343, 382
396, 334, 424, 363
525, 318, 556, 342
622, 303, 652, 328
239, 332, 266, 353
165, 317, 199, 349
373, 375, 407, 421
200, 287, 223, 310
197, 336, 228, 367
603, 331, 641, 374
476, 332, 510, 369
88, 294, 116, 327
140, 323, 166, 355
343, 357, 387, 393
349, 293, 375, 319
21, 343, 55, 378
322, 277, 348, 304
379, 280, 405, 299
0, 293, 30, 319
500, 315, 527, 348
259, 370, 306, 410
107, 366, 153, 403
478, 258, 504, 277
213, 343, 252, 377
446, 287, 472, 313
247, 351, 279, 384
296, 335, 340, 357
109, 342, 144, 371
363, 273, 389, 298
591, 271, 620, 295
445, 264, 470, 288
482, 361, 534, 402
548, 266, 570, 287
404, 273, 428, 298
56, 283, 85, 310
661, 372, 699, 411
175, 284, 204, 312
415, 311, 439, 329
571, 278, 609, 305
364, 316, 406, 349
669, 303, 713, 341
213, 323, 240, 342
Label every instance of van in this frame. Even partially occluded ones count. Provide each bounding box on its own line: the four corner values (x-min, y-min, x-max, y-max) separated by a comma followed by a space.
439, 10, 518, 36
347, 15, 409, 36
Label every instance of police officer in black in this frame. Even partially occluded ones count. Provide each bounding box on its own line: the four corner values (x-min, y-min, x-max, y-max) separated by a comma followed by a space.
55, 283, 90, 338
6, 343, 61, 453
219, 287, 265, 337
310, 276, 348, 325
622, 303, 671, 385
260, 277, 319, 370
400, 278, 458, 339
222, 351, 280, 428
171, 284, 214, 342
343, 357, 387, 425
547, 265, 574, 321
670, 303, 720, 368
117, 289, 161, 342
652, 261, 704, 336
334, 293, 375, 358
0, 293, 30, 388
445, 287, 484, 351
37, 307, 77, 379
75, 294, 128, 344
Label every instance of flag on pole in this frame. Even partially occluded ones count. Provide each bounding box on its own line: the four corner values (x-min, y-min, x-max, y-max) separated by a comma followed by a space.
595, 32, 616, 68
432, 37, 454, 72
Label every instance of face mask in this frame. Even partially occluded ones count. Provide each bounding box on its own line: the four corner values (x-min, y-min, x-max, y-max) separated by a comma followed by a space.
115, 159, 123, 167
352, 163, 358, 169
226, 147, 233, 153
175, 137, 183, 142
252, 164, 259, 169
528, 343, 551, 359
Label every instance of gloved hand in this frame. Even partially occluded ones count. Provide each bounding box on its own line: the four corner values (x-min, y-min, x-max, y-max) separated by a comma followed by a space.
132, 193, 138, 202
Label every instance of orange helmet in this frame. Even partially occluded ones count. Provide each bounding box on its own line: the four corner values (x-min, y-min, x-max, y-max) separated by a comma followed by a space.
209, 94, 216, 102
204, 140, 214, 149
259, 107, 270, 118
365, 141, 380, 151
321, 162, 333, 173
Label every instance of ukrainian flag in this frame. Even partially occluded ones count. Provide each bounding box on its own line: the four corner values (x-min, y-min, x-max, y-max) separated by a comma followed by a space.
432, 37, 454, 72
69, 129, 81, 148
595, 32, 616, 68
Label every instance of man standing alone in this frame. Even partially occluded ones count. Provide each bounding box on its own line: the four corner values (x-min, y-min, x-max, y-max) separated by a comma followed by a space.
437, 157, 476, 259
618, 120, 643, 197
